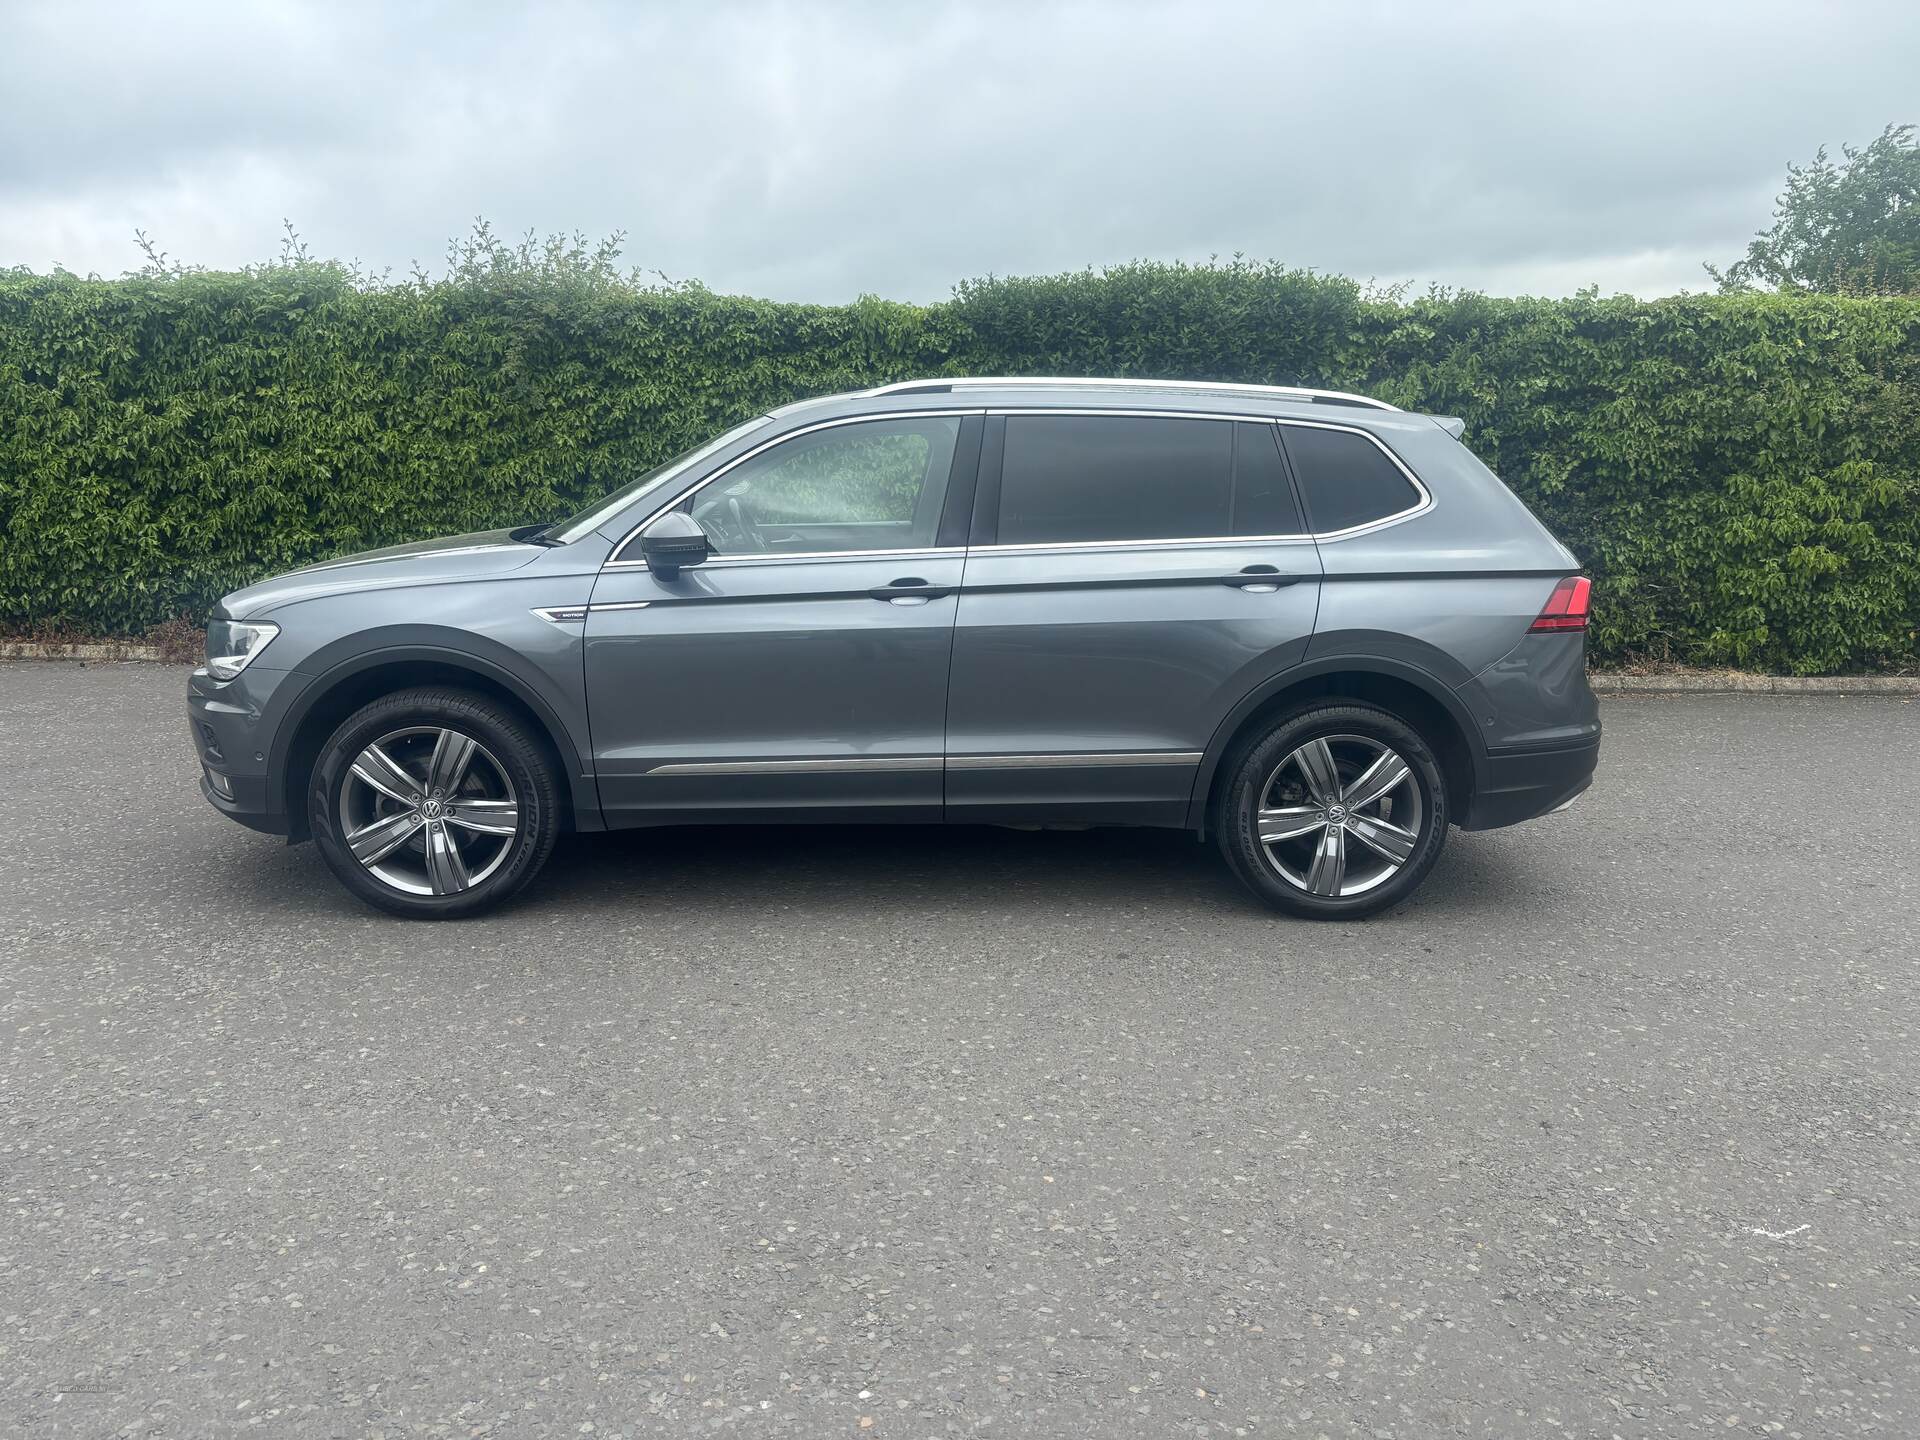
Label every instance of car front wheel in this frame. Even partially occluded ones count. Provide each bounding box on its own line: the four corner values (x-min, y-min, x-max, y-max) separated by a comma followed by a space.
310, 687, 559, 919
1218, 701, 1449, 919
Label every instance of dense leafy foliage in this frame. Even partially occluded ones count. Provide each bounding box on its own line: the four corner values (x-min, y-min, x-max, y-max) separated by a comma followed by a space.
2, 245, 1916, 672
1710, 124, 1919, 296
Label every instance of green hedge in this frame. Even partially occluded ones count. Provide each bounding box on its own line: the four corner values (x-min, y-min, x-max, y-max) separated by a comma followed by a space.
2, 257, 1916, 672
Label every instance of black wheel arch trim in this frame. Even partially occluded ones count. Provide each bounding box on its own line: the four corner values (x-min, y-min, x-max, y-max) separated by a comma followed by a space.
1184, 651, 1490, 833
273, 632, 596, 836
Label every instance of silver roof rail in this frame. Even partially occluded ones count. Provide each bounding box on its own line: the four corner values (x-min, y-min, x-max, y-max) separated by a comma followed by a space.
863, 376, 1399, 412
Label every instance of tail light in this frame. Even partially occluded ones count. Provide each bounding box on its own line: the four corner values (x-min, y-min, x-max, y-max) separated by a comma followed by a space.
1529, 576, 1592, 633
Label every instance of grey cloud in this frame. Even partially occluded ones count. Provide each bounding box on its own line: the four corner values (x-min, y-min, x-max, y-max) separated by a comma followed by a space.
1, 0, 1913, 300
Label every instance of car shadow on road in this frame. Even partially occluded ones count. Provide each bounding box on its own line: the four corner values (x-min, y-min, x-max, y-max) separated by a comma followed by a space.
178, 807, 1565, 932
509, 820, 1554, 927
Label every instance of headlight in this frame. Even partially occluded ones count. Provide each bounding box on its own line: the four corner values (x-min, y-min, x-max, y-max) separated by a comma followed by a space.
205, 620, 280, 680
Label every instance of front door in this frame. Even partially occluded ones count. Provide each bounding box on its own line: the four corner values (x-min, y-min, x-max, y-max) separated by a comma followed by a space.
586, 413, 979, 825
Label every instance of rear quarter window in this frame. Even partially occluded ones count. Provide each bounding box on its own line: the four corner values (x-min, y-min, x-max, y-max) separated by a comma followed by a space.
1281, 424, 1423, 534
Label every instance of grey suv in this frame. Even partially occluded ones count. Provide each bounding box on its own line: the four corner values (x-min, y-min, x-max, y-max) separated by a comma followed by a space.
189, 378, 1600, 920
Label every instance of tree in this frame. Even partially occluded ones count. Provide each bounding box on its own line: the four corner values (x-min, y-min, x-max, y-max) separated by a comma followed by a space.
1709, 124, 1918, 295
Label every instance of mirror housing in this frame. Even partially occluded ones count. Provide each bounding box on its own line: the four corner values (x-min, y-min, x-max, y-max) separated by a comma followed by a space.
639, 511, 711, 578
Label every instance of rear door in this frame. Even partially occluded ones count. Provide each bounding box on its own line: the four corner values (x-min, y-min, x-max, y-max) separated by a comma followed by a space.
586, 413, 980, 825
945, 411, 1323, 827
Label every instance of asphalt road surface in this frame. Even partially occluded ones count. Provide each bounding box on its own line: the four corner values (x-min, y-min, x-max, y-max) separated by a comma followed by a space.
2, 662, 1916, 1438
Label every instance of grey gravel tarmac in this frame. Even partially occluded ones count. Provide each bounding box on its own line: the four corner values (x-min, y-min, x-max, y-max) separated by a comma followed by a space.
2, 661, 1916, 1438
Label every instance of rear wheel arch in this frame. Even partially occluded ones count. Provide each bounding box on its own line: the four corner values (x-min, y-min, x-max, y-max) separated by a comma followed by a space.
1189, 658, 1484, 836
274, 649, 587, 842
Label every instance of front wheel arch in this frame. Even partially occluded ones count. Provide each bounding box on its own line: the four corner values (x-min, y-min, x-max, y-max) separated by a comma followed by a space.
275, 651, 586, 842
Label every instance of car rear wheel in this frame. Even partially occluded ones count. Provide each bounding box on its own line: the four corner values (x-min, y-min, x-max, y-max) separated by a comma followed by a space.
1218, 701, 1449, 919
310, 688, 559, 919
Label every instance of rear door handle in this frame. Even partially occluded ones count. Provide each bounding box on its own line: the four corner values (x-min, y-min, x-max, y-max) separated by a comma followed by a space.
1224, 566, 1308, 593
869, 577, 954, 605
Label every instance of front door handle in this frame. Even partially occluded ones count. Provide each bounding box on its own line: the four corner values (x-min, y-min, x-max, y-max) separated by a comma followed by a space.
1224, 565, 1308, 593
869, 577, 955, 605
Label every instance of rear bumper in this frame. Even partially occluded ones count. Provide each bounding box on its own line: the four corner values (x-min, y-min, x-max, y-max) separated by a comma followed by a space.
1460, 736, 1600, 831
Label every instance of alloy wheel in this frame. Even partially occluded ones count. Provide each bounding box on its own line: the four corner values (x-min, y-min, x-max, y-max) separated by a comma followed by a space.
337, 726, 520, 896
1256, 733, 1423, 898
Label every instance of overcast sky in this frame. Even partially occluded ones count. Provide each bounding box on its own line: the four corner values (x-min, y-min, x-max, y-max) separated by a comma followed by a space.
3, 1, 1915, 301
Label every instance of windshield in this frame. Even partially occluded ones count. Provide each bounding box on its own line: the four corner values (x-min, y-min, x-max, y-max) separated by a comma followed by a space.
548, 415, 774, 543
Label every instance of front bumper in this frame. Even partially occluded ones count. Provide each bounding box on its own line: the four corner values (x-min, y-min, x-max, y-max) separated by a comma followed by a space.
188, 664, 309, 836
1460, 736, 1600, 831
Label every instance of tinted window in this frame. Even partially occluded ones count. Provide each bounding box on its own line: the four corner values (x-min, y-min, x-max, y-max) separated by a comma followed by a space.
1231, 422, 1304, 536
1282, 425, 1422, 534
997, 415, 1232, 545
689, 417, 959, 555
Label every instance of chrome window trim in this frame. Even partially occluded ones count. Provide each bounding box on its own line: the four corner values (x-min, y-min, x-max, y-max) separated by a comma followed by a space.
966, 534, 1316, 558
973, 408, 1433, 549
1270, 415, 1436, 542
699, 545, 964, 568
606, 410, 986, 567
608, 545, 964, 572
602, 404, 1432, 570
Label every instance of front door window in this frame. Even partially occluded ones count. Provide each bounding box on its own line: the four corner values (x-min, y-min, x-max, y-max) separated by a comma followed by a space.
688, 416, 961, 556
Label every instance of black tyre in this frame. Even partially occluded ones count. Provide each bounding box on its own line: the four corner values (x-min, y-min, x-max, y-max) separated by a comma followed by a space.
1217, 701, 1449, 919
309, 687, 560, 919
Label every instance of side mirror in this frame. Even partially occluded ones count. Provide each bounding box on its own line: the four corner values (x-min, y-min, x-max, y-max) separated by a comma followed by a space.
639, 511, 711, 578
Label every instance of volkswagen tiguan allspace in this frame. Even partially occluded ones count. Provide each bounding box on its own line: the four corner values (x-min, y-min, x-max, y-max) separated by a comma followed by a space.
189, 377, 1601, 919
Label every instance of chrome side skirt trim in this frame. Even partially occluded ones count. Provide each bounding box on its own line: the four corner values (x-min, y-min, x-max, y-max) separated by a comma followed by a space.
644, 756, 944, 776
947, 751, 1202, 769
640, 751, 1203, 777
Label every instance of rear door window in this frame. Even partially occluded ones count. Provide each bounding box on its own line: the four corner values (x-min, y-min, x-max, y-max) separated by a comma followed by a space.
995, 415, 1233, 545
1281, 425, 1423, 534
